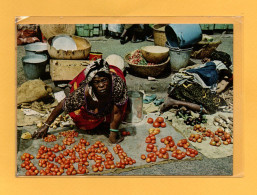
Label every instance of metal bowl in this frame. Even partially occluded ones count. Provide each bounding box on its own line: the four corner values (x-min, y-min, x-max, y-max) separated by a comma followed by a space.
24, 42, 47, 56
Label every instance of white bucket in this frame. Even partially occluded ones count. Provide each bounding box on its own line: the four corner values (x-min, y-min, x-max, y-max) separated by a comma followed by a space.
166, 43, 192, 71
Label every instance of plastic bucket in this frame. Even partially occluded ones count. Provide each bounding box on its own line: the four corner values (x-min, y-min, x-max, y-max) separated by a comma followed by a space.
22, 54, 48, 80
165, 24, 202, 48
124, 91, 144, 123
24, 42, 47, 56
166, 43, 192, 71
89, 52, 103, 61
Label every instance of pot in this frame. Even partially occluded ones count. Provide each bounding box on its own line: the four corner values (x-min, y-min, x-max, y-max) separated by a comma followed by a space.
22, 54, 48, 80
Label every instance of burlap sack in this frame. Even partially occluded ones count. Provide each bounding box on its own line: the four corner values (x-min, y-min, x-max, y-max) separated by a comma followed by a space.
17, 79, 52, 105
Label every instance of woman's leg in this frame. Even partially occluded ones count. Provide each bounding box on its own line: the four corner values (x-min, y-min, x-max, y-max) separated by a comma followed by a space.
160, 96, 208, 114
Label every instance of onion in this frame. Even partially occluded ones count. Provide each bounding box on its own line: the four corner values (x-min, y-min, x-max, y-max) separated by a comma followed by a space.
37, 122, 43, 128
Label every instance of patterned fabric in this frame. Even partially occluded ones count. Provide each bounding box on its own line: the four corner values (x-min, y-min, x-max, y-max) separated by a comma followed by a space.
83, 59, 110, 102
168, 61, 230, 114
64, 72, 127, 118
62, 64, 128, 130
210, 51, 232, 67
170, 81, 227, 114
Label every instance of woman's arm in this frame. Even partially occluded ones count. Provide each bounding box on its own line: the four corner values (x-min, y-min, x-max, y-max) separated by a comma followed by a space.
109, 105, 123, 144
32, 99, 65, 139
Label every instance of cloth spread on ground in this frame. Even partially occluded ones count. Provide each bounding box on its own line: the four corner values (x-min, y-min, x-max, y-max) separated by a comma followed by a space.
17, 113, 201, 176
143, 102, 159, 114
163, 111, 233, 158
17, 109, 47, 126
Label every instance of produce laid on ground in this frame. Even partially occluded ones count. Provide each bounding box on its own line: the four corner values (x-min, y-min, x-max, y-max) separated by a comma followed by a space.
213, 114, 233, 135
188, 124, 233, 147
18, 116, 202, 176
141, 116, 199, 161
127, 50, 155, 65
147, 116, 167, 128
37, 114, 71, 130
19, 130, 137, 176
175, 108, 207, 126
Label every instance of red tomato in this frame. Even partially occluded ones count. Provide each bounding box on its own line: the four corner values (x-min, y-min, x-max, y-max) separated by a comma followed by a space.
159, 148, 167, 154
150, 157, 157, 162
176, 154, 183, 160
147, 118, 154, 124
156, 117, 164, 123
151, 140, 156, 144
145, 137, 151, 143
126, 131, 130, 136
171, 153, 177, 158
161, 122, 166, 128
166, 136, 173, 142
121, 131, 127, 136
153, 122, 160, 128
147, 144, 154, 149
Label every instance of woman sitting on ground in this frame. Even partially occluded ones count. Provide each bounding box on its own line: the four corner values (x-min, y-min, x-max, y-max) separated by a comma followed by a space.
32, 59, 128, 144
160, 51, 233, 114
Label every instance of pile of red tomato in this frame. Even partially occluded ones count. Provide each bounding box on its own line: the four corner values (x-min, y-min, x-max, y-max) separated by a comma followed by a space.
44, 135, 57, 142
20, 153, 39, 176
20, 130, 138, 176
113, 144, 136, 169
121, 130, 131, 136
147, 116, 166, 128
141, 133, 199, 162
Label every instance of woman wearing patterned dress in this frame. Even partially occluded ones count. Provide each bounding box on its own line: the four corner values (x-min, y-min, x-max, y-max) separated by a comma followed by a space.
32, 59, 128, 144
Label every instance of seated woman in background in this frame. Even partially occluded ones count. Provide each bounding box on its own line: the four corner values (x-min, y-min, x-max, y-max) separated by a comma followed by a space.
120, 24, 153, 44
160, 51, 233, 114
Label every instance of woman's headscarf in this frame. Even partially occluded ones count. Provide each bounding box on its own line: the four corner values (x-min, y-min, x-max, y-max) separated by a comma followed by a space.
83, 59, 111, 101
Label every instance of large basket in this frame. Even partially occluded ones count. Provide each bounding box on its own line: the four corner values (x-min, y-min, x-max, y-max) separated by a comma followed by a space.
47, 35, 91, 60
153, 24, 167, 47
124, 53, 170, 77
191, 40, 222, 59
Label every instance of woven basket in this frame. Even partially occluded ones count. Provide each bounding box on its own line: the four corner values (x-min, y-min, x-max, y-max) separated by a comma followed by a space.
40, 24, 76, 39
191, 40, 222, 59
124, 52, 170, 77
153, 24, 167, 47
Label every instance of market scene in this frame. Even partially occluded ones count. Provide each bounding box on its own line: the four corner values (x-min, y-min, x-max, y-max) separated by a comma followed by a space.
16, 24, 233, 176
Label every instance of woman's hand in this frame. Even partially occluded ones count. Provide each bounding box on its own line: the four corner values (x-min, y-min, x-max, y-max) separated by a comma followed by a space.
32, 125, 49, 139
109, 131, 124, 144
